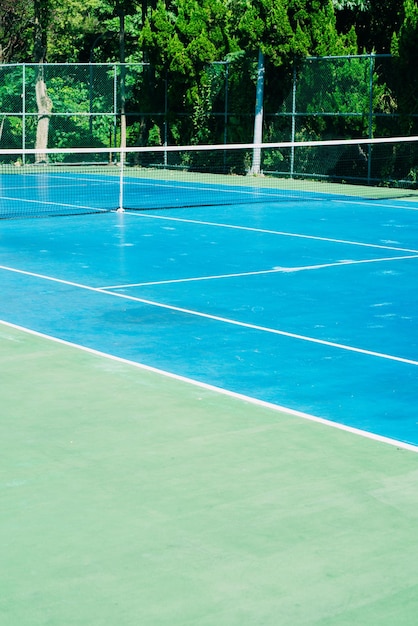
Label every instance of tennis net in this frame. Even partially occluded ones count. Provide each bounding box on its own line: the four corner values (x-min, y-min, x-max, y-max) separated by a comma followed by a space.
1, 137, 418, 219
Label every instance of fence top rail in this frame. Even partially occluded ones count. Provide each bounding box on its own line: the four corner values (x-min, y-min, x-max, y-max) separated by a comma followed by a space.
0, 62, 151, 69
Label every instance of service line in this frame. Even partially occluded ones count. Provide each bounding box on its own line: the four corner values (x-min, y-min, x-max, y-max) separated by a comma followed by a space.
1, 263, 418, 367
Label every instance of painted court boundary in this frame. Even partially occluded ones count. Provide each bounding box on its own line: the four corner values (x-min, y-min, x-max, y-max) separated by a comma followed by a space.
2, 318, 417, 454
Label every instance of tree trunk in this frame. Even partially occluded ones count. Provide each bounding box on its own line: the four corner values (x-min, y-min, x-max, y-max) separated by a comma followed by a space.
35, 64, 52, 161
33, 0, 51, 160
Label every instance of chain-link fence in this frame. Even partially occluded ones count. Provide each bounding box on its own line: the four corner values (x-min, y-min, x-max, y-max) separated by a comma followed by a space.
263, 54, 417, 183
0, 64, 116, 151
0, 55, 416, 183
266, 56, 406, 136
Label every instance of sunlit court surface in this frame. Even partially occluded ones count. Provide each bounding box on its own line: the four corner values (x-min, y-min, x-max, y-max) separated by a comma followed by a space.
2, 155, 418, 624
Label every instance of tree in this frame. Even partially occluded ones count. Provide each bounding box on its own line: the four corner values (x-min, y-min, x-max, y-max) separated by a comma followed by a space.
139, 0, 238, 145
235, 0, 357, 171
334, 0, 403, 53
139, 0, 357, 153
236, 0, 357, 63
391, 0, 418, 127
46, 0, 104, 63
34, 0, 53, 159
0, 0, 34, 63
140, 0, 236, 77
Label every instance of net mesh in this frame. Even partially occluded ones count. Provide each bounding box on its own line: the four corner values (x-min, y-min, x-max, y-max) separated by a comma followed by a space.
1, 137, 418, 219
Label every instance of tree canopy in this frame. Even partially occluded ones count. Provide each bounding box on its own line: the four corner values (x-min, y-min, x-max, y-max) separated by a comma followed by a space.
1, 0, 413, 64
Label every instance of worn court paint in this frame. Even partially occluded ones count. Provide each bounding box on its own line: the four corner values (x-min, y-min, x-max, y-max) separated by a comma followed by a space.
2, 323, 418, 626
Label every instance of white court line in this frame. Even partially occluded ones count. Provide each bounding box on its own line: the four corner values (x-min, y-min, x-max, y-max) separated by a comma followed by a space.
335, 198, 418, 211
0, 196, 108, 212
13, 172, 283, 198
1, 263, 418, 367
103, 267, 287, 289
125, 211, 418, 254
1, 318, 418, 453
2, 181, 114, 192
101, 254, 418, 289
122, 178, 277, 197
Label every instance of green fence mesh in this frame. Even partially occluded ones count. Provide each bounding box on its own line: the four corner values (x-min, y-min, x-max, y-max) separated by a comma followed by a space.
0, 55, 416, 185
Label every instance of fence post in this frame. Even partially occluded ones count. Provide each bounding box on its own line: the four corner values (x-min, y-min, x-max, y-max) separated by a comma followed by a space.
164, 73, 168, 166
224, 61, 229, 170
250, 49, 265, 175
22, 64, 26, 160
113, 65, 118, 150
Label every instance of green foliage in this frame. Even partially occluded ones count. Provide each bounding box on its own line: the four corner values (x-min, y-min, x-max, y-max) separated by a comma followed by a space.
147, 123, 162, 145
0, 0, 34, 63
391, 0, 418, 128
140, 0, 236, 74
334, 0, 402, 53
236, 0, 357, 63
139, 0, 239, 147
296, 56, 387, 135
47, 0, 103, 62
137, 0, 360, 148
0, 63, 118, 150
33, 0, 51, 62
333, 0, 370, 9
391, 0, 418, 61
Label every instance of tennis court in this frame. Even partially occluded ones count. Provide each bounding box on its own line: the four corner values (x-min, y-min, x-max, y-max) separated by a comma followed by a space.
2, 143, 418, 624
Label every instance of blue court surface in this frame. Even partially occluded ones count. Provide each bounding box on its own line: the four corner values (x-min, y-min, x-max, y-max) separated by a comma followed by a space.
1, 192, 418, 447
